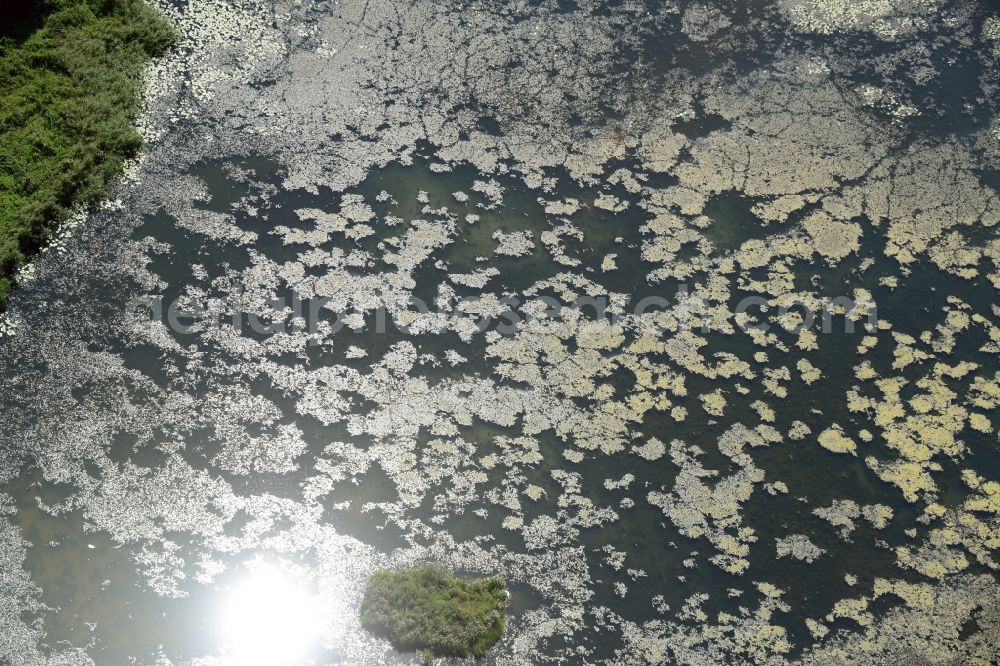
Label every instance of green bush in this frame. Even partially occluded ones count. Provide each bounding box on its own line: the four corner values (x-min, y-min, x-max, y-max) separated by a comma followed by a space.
0, 0, 177, 306
360, 564, 508, 660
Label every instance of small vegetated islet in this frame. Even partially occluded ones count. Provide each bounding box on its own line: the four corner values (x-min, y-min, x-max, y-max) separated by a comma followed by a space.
0, 0, 176, 305
360, 564, 507, 661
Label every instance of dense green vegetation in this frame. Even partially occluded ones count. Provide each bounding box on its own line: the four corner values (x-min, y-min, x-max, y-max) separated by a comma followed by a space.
0, 0, 176, 304
360, 564, 508, 661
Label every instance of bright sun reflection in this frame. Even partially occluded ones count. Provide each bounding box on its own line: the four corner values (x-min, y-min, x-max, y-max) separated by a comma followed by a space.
221, 559, 323, 666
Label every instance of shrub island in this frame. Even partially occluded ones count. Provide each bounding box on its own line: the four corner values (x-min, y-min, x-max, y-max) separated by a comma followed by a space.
359, 564, 508, 661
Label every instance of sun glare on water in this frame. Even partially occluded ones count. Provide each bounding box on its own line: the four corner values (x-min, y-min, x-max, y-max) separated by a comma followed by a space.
220, 559, 324, 665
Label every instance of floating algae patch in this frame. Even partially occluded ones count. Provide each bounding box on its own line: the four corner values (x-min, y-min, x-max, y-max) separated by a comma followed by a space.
2, 470, 235, 664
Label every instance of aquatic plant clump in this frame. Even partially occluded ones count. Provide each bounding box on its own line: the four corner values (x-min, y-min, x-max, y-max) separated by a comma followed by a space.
360, 565, 507, 659
0, 0, 176, 305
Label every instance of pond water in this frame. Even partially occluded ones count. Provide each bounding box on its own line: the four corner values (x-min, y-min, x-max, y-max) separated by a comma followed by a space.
1, 0, 1000, 664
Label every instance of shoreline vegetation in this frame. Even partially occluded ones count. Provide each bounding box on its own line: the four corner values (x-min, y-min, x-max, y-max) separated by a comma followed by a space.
360, 564, 508, 662
0, 0, 176, 306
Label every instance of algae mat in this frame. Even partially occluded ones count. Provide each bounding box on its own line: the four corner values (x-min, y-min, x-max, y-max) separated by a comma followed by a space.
0, 0, 999, 663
